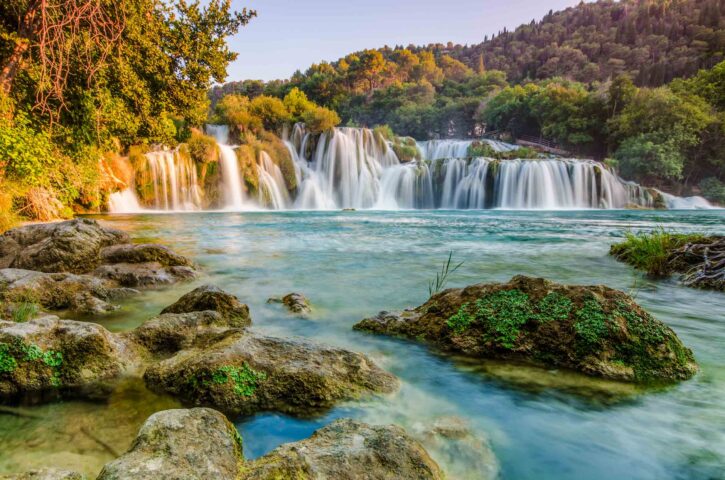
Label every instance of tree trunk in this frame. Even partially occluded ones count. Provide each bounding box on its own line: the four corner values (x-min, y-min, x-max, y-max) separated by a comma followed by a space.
0, 41, 30, 95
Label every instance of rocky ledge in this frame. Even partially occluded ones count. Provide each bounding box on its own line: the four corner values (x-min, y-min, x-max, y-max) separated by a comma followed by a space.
2, 285, 397, 413
94, 408, 443, 480
354, 275, 697, 383
0, 219, 197, 316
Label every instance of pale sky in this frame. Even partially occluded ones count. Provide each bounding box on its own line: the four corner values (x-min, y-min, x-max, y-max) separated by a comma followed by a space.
225, 0, 589, 82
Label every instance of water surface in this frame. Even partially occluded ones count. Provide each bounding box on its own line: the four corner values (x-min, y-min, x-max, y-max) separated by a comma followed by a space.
1, 210, 723, 479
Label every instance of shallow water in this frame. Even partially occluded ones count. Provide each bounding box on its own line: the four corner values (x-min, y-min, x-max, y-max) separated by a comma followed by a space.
1, 210, 724, 479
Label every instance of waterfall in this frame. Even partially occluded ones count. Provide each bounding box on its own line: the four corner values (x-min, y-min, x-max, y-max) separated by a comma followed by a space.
206, 125, 247, 210
108, 189, 144, 213
109, 125, 712, 212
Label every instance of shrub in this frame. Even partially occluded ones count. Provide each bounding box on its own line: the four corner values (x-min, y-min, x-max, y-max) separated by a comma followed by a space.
249, 95, 291, 132
187, 130, 219, 163
301, 106, 341, 134
699, 177, 725, 204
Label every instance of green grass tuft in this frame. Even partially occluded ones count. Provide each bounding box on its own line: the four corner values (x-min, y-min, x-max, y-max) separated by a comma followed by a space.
610, 228, 707, 277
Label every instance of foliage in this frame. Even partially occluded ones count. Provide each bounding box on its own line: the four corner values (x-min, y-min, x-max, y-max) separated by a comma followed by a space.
610, 229, 707, 276
699, 177, 725, 203
574, 298, 610, 347
0, 340, 63, 386
614, 133, 686, 181
446, 303, 475, 333
211, 363, 267, 397
428, 252, 464, 296
535, 292, 573, 323
187, 131, 218, 164
301, 106, 341, 134
12, 302, 38, 323
249, 96, 291, 132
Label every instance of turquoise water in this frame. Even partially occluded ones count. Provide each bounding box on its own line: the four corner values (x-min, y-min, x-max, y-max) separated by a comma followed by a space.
1, 210, 724, 479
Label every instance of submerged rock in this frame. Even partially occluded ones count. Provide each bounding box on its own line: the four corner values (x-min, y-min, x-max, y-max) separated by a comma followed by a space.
0, 219, 128, 274
355, 275, 697, 383
161, 285, 250, 324
0, 316, 139, 403
0, 469, 84, 480
266, 292, 311, 315
97, 408, 243, 480
144, 331, 398, 417
242, 418, 443, 479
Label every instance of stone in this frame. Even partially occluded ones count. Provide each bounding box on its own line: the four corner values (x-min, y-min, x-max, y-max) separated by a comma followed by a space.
97, 408, 243, 480
0, 219, 128, 274
241, 418, 443, 479
0, 316, 139, 403
0, 469, 84, 480
267, 292, 311, 315
92, 263, 196, 288
143, 332, 398, 417
354, 275, 698, 383
160, 285, 250, 325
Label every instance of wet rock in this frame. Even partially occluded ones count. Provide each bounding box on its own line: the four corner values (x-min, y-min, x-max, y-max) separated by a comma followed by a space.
241, 418, 443, 479
161, 285, 250, 325
267, 292, 311, 315
130, 311, 241, 356
97, 408, 243, 480
0, 469, 84, 480
93, 263, 196, 288
100, 244, 192, 268
354, 275, 697, 383
0, 269, 125, 315
144, 332, 398, 417
0, 219, 128, 274
0, 316, 139, 403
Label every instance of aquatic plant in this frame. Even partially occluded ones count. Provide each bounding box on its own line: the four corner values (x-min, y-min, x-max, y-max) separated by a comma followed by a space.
574, 298, 610, 347
428, 251, 464, 297
610, 228, 706, 277
535, 292, 573, 323
476, 290, 533, 349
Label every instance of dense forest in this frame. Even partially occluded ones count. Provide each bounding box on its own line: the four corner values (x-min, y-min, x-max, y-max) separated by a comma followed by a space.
210, 0, 725, 201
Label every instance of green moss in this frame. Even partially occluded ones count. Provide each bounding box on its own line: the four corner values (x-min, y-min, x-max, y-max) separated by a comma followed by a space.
535, 292, 573, 323
0, 343, 18, 374
574, 298, 609, 347
0, 340, 63, 386
477, 290, 533, 349
446, 303, 475, 333
211, 363, 267, 397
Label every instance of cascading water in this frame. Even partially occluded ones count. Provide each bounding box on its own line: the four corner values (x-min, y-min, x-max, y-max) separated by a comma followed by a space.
108, 125, 711, 212
206, 125, 247, 210
141, 150, 202, 211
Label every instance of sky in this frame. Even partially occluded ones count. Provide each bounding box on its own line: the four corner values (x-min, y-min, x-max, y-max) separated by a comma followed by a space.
225, 0, 587, 82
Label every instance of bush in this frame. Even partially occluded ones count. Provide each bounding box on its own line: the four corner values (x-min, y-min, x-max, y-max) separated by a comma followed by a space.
614, 132, 685, 182
249, 95, 291, 132
699, 177, 725, 204
187, 130, 219, 163
0, 116, 55, 186
301, 106, 341, 134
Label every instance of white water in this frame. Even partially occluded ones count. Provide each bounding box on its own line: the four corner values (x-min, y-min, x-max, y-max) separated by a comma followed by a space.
108, 125, 712, 212
207, 125, 247, 210
143, 150, 202, 211
108, 188, 144, 213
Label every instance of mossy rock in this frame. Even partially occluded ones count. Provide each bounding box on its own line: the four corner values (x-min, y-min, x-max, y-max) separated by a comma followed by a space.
354, 275, 697, 384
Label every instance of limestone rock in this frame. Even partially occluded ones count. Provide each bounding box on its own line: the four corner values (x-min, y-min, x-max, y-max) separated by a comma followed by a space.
355, 275, 697, 383
161, 285, 250, 325
0, 469, 84, 480
97, 408, 243, 480
267, 292, 311, 315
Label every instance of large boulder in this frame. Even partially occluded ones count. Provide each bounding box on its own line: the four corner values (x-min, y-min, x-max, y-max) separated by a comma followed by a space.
241, 418, 443, 480
160, 285, 250, 325
143, 332, 398, 417
0, 219, 128, 274
0, 269, 135, 316
267, 292, 312, 315
97, 408, 243, 480
94, 243, 196, 288
355, 275, 698, 383
0, 316, 139, 403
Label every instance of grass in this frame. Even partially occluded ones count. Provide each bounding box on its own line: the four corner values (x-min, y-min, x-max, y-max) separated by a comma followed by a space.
11, 302, 39, 323
428, 251, 464, 297
610, 228, 707, 277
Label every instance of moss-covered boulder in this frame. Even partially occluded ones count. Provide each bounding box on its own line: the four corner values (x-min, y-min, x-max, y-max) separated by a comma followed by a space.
241, 419, 443, 480
143, 331, 398, 417
354, 275, 697, 383
97, 408, 243, 480
0, 316, 139, 403
93, 243, 196, 288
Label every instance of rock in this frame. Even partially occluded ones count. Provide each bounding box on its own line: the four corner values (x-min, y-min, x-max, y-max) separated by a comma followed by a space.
100, 244, 192, 268
97, 408, 243, 480
130, 311, 242, 356
0, 469, 84, 480
0, 269, 125, 315
93, 263, 196, 288
143, 332, 398, 417
267, 292, 311, 315
354, 275, 698, 383
0, 219, 128, 274
0, 316, 139, 403
241, 418, 443, 479
161, 285, 250, 325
